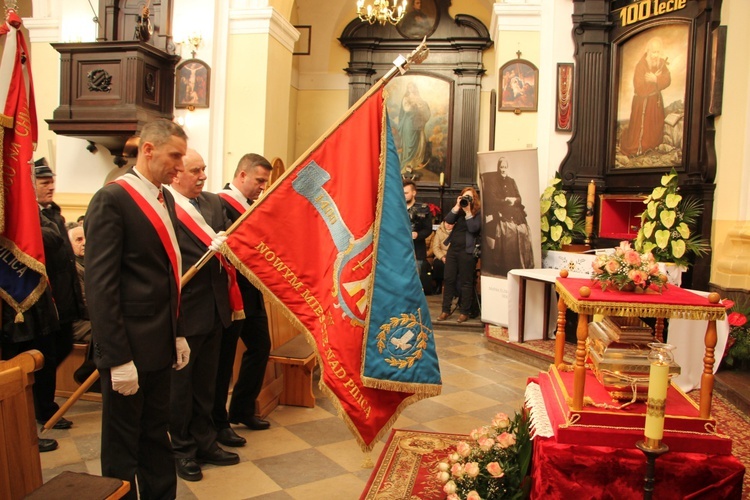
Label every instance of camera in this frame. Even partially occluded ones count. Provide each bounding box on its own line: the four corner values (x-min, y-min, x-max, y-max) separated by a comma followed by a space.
459, 194, 473, 208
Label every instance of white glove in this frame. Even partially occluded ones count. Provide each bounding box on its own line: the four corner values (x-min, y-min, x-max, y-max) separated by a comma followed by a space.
111, 361, 139, 396
173, 336, 191, 370
209, 231, 227, 253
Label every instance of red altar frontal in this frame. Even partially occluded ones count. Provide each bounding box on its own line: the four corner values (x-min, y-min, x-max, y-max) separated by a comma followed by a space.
529, 369, 745, 498
526, 277, 746, 498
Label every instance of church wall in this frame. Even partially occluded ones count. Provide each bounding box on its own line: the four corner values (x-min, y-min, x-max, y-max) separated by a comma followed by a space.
711, 0, 750, 289
224, 33, 270, 181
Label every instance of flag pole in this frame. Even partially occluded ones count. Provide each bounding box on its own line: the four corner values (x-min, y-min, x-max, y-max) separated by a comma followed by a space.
43, 41, 430, 429
181, 39, 429, 287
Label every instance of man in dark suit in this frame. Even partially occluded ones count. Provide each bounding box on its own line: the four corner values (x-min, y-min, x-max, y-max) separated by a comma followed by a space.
84, 119, 192, 500
166, 149, 239, 481
213, 153, 272, 444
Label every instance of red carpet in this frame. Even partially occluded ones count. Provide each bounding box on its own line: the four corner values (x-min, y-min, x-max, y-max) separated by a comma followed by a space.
360, 429, 466, 500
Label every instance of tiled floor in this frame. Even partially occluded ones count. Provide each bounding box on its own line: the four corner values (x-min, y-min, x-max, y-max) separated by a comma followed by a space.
39, 296, 535, 499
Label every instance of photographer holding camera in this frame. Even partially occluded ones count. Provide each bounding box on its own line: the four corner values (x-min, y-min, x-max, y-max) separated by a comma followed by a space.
436, 186, 481, 323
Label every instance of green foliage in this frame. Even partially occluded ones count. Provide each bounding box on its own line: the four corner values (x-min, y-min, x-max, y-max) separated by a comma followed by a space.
634, 168, 710, 267
540, 173, 586, 252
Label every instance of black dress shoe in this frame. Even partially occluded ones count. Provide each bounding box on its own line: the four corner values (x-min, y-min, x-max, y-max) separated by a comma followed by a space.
217, 427, 246, 447
176, 458, 202, 481
37, 416, 73, 430
38, 438, 58, 453
230, 416, 270, 431
197, 447, 240, 466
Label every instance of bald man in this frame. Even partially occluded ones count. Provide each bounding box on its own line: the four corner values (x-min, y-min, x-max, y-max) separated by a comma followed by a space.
166, 149, 239, 481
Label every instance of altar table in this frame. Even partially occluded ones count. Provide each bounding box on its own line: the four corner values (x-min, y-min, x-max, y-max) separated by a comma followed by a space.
554, 277, 726, 418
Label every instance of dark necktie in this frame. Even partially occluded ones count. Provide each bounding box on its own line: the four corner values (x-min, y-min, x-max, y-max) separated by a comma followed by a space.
157, 190, 165, 207
189, 198, 201, 213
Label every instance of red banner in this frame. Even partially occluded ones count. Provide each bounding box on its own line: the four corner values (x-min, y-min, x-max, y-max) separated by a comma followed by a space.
0, 11, 46, 319
225, 89, 437, 450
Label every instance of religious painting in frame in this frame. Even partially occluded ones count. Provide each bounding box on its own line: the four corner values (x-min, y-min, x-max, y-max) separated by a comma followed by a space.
175, 58, 210, 109
613, 23, 689, 169
498, 57, 538, 113
396, 0, 439, 40
384, 73, 453, 184
556, 63, 574, 132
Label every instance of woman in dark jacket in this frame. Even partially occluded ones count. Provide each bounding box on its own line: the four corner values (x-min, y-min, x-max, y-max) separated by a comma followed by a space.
437, 187, 481, 323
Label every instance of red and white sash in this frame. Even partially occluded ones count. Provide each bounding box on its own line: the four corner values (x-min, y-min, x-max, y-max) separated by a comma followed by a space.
218, 186, 250, 214
167, 188, 245, 320
114, 174, 182, 300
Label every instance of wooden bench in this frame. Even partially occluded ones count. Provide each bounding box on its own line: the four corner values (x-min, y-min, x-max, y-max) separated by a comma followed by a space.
268, 334, 316, 408
55, 342, 101, 402
0, 350, 129, 499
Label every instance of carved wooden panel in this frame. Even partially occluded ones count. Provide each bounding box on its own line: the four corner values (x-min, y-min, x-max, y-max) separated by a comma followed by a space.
559, 0, 723, 289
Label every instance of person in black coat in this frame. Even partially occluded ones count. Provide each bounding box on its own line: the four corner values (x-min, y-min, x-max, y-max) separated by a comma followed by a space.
166, 149, 240, 481
437, 187, 481, 323
213, 153, 273, 444
34, 161, 84, 429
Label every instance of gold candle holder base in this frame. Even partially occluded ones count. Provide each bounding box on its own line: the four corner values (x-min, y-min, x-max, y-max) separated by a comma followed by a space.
636, 440, 669, 499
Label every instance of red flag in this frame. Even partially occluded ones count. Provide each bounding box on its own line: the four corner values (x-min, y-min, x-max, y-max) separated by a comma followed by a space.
224, 87, 441, 451
0, 10, 46, 320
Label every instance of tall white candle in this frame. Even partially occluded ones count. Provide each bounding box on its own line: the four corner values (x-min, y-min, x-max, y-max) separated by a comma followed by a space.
439, 172, 445, 186
644, 361, 669, 443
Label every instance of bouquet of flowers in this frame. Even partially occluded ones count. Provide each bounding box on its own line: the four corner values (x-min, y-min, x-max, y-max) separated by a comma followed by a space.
722, 298, 750, 369
591, 241, 668, 292
634, 169, 710, 268
437, 411, 532, 500
540, 173, 586, 252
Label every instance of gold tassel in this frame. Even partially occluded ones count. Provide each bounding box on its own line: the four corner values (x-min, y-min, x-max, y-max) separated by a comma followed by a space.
15, 311, 24, 323
361, 451, 374, 468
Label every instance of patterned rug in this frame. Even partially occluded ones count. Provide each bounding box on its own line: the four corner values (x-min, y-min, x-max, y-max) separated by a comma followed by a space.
360, 429, 466, 500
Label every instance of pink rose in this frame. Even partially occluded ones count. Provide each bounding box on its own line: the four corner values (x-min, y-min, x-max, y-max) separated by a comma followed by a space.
443, 480, 457, 495
649, 264, 660, 276
464, 462, 480, 477
497, 432, 516, 448
618, 240, 632, 253
605, 259, 620, 274
624, 250, 641, 266
728, 312, 747, 328
592, 259, 604, 275
478, 437, 494, 452
628, 269, 647, 285
486, 461, 505, 478
467, 491, 482, 500
492, 413, 510, 428
470, 426, 489, 441
438, 462, 450, 472
456, 441, 472, 457
451, 463, 464, 477
437, 471, 450, 483
449, 452, 460, 463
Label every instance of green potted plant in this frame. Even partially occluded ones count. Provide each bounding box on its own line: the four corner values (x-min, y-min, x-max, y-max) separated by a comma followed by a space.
634, 169, 710, 282
540, 173, 586, 252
